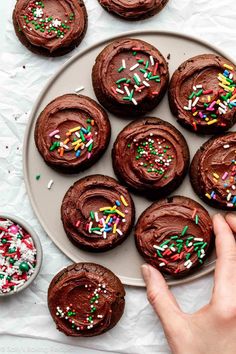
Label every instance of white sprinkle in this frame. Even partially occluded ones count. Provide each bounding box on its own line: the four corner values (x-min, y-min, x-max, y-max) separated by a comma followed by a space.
196, 84, 203, 89
159, 262, 165, 267
194, 238, 203, 242
130, 63, 139, 71
124, 86, 131, 97
143, 81, 150, 87
150, 56, 154, 66
193, 86, 197, 91
89, 221, 93, 233
103, 232, 107, 239
116, 88, 125, 94
223, 144, 230, 149
86, 139, 93, 147
192, 97, 199, 107
134, 73, 141, 82
75, 86, 84, 93
153, 245, 164, 251
122, 59, 126, 69
47, 180, 54, 190
94, 212, 99, 222
132, 98, 138, 106
54, 134, 60, 139
92, 231, 102, 235
116, 229, 123, 236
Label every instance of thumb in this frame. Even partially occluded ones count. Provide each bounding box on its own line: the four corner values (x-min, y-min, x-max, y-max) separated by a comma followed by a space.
141, 264, 183, 329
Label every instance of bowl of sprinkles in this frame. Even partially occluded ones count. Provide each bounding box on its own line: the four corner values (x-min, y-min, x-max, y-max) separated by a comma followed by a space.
0, 214, 42, 296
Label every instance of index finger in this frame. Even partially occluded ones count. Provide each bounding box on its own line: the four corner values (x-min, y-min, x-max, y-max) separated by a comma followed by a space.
212, 213, 236, 302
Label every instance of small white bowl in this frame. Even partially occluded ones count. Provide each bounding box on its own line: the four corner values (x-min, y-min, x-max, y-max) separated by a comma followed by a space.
0, 213, 43, 297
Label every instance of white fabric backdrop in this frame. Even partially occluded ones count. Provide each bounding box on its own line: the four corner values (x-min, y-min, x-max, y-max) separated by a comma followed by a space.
0, 1, 235, 353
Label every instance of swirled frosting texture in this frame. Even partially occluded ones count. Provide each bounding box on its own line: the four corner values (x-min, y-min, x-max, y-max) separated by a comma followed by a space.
13, 0, 87, 56
98, 0, 168, 20
190, 133, 236, 210
92, 38, 169, 117
112, 117, 189, 198
169, 54, 236, 134
48, 263, 125, 336
135, 196, 213, 277
34, 94, 111, 173
61, 175, 135, 251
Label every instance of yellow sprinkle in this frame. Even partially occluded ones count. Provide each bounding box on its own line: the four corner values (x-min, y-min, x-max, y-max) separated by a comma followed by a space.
208, 96, 211, 102
120, 195, 128, 207
216, 99, 221, 104
205, 193, 211, 199
105, 215, 110, 224
207, 119, 218, 125
111, 206, 117, 210
193, 111, 198, 116
69, 126, 81, 133
218, 74, 229, 85
205, 117, 209, 122
219, 83, 234, 92
224, 63, 233, 71
99, 207, 112, 211
213, 173, 219, 179
72, 139, 82, 146
113, 223, 117, 234
213, 178, 218, 183
116, 210, 125, 218
74, 143, 81, 151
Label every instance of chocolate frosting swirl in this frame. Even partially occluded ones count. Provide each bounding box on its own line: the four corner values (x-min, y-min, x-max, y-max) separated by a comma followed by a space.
169, 54, 236, 134
135, 196, 214, 277
92, 38, 169, 117
13, 0, 87, 55
48, 263, 125, 337
112, 117, 189, 198
35, 94, 111, 173
98, 0, 168, 20
61, 175, 135, 251
190, 133, 236, 210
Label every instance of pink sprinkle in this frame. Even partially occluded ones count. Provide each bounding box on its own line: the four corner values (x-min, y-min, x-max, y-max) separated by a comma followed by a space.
152, 91, 159, 95
49, 129, 59, 137
87, 153, 91, 159
76, 220, 81, 227
222, 172, 228, 180
115, 218, 120, 225
111, 87, 117, 95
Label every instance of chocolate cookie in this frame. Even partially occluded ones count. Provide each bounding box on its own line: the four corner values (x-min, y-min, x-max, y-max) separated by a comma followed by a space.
48, 262, 125, 336
169, 54, 236, 134
190, 133, 236, 210
135, 196, 214, 277
13, 0, 87, 56
98, 0, 169, 21
61, 175, 135, 251
34, 94, 111, 174
112, 117, 190, 199
92, 38, 169, 117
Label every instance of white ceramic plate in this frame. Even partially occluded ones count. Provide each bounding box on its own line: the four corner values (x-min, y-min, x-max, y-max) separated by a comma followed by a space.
23, 30, 234, 286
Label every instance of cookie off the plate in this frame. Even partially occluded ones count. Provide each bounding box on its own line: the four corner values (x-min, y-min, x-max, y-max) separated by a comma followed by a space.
13, 0, 87, 56
190, 132, 236, 210
92, 38, 169, 117
169, 54, 236, 134
97, 0, 169, 21
34, 94, 111, 173
61, 175, 135, 252
135, 196, 214, 277
112, 117, 189, 199
48, 263, 125, 336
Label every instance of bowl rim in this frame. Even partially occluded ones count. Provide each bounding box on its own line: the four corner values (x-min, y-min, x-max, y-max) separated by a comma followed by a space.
0, 213, 43, 297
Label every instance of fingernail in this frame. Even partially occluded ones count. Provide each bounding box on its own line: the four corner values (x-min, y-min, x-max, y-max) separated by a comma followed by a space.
141, 264, 150, 284
226, 213, 236, 219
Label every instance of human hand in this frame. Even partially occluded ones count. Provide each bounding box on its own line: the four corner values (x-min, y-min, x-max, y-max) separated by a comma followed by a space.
141, 213, 236, 354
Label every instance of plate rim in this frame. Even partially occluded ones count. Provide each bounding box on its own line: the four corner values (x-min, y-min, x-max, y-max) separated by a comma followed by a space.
23, 29, 235, 287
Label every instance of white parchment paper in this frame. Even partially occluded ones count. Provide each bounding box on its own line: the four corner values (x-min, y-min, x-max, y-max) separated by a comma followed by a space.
0, 1, 236, 353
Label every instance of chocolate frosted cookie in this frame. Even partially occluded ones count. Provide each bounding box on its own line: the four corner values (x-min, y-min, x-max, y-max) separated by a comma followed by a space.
92, 38, 169, 117
112, 117, 190, 199
34, 94, 111, 173
190, 133, 236, 210
61, 175, 135, 251
169, 54, 236, 134
98, 0, 168, 21
135, 196, 214, 277
48, 263, 125, 336
13, 0, 87, 56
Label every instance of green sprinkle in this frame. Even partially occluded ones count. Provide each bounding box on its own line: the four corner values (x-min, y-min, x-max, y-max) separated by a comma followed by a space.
36, 174, 41, 181
90, 211, 95, 220
189, 92, 195, 99
116, 78, 126, 84
181, 226, 188, 236
195, 215, 199, 225
118, 66, 124, 73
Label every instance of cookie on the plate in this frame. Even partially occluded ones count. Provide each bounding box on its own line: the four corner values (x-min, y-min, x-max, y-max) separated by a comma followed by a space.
13, 0, 87, 56
34, 94, 111, 174
135, 196, 214, 277
169, 54, 236, 134
61, 175, 135, 251
48, 262, 125, 336
190, 132, 236, 210
98, 0, 168, 21
92, 38, 169, 117
112, 117, 190, 199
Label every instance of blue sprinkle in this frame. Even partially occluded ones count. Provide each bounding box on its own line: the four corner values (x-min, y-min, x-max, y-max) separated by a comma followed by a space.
76, 150, 81, 157
233, 196, 236, 204
81, 128, 88, 134
115, 200, 121, 206
211, 191, 215, 198
223, 70, 229, 77
105, 227, 112, 232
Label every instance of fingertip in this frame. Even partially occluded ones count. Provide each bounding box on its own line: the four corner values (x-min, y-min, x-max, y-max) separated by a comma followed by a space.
225, 213, 236, 233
